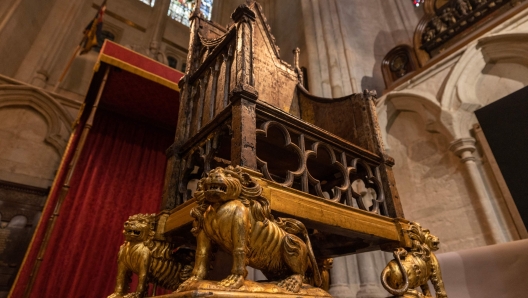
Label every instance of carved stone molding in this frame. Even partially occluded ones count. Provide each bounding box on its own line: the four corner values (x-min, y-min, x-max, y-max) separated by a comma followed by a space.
0, 85, 74, 154
449, 137, 476, 162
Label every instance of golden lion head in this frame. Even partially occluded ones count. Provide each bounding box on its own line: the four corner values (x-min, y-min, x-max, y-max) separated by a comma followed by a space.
191, 166, 271, 234
200, 166, 254, 204
423, 228, 440, 251
123, 213, 156, 243
407, 222, 440, 260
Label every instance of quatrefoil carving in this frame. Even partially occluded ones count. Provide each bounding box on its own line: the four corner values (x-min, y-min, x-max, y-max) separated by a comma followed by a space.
256, 121, 303, 187
255, 120, 386, 215
349, 158, 385, 213
305, 142, 349, 203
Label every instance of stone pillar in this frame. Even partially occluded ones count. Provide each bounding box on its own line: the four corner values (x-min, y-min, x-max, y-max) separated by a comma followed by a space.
356, 252, 387, 298
449, 138, 508, 244
299, 0, 331, 97
345, 255, 360, 296
300, 0, 356, 98
30, 0, 89, 87
318, 0, 352, 97
145, 0, 171, 61
328, 256, 355, 298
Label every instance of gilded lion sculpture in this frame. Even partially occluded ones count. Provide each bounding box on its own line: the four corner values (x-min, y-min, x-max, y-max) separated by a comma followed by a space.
107, 214, 194, 298
177, 166, 322, 293
380, 222, 447, 298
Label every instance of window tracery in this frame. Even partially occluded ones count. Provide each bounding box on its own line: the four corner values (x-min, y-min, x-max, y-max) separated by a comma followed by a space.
168, 0, 213, 26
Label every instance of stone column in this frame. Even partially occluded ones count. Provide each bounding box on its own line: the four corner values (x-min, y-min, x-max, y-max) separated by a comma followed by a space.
304, 0, 332, 97
30, 0, 89, 87
145, 0, 171, 61
319, 0, 353, 97
300, 0, 356, 98
345, 255, 360, 296
328, 256, 355, 298
449, 138, 508, 244
356, 252, 387, 298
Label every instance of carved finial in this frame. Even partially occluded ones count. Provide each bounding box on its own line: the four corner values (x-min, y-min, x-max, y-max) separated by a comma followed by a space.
245, 0, 256, 7
292, 48, 304, 86
293, 48, 300, 69
191, 0, 202, 18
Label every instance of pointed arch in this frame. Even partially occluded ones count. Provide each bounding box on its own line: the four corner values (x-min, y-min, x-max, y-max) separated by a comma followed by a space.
0, 85, 74, 154
441, 33, 528, 112
380, 90, 454, 142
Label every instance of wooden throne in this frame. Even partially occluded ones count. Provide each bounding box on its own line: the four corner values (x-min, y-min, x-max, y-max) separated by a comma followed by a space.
160, 1, 412, 262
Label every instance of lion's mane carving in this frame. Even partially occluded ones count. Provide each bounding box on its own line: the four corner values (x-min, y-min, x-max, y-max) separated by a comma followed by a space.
380, 222, 447, 298
107, 214, 194, 298
178, 166, 321, 293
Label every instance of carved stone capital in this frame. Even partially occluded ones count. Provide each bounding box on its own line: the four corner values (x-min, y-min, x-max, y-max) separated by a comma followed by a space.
449, 137, 476, 162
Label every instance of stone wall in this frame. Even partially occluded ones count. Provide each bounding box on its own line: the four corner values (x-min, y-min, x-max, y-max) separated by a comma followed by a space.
377, 7, 528, 253
0, 182, 48, 298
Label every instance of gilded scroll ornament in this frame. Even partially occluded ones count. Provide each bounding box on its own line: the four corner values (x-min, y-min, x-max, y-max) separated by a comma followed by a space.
177, 166, 323, 294
380, 222, 447, 298
107, 214, 194, 298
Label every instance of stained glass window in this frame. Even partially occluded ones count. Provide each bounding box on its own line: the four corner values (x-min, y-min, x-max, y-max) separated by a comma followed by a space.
139, 0, 156, 7
168, 0, 213, 27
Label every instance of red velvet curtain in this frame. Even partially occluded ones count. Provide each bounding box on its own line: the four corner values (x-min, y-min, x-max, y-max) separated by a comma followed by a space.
17, 109, 173, 298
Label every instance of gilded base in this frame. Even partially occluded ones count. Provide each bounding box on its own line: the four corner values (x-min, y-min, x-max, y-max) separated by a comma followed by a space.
153, 280, 331, 298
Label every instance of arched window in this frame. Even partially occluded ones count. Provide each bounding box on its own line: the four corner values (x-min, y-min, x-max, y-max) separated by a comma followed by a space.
138, 0, 156, 7
168, 0, 213, 27
168, 56, 178, 69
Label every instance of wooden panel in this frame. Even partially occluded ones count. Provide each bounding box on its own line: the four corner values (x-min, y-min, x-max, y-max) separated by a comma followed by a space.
164, 199, 196, 233
262, 180, 403, 242
164, 177, 408, 247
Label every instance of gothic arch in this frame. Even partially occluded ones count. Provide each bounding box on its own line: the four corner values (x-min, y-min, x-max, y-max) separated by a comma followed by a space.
0, 85, 74, 154
380, 90, 454, 142
441, 32, 528, 112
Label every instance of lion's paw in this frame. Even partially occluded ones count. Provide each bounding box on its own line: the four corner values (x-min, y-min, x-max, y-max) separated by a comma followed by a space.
219, 274, 245, 289
277, 274, 303, 293
177, 276, 200, 292
107, 294, 124, 298
123, 293, 142, 298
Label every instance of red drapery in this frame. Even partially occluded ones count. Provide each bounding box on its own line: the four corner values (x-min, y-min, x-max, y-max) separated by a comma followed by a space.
16, 109, 173, 298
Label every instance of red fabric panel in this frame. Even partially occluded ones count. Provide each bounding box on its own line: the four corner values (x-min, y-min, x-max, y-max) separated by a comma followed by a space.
101, 41, 184, 84
25, 109, 173, 298
101, 69, 180, 128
